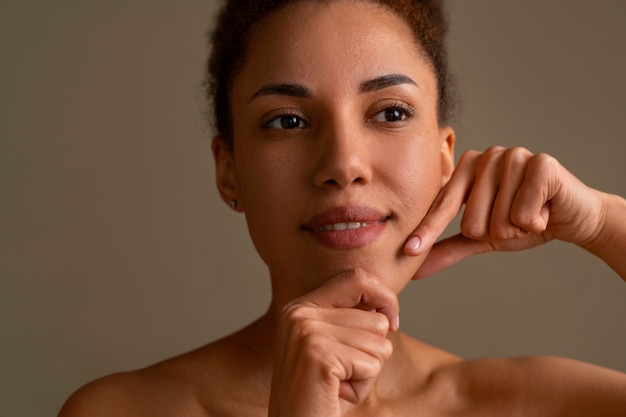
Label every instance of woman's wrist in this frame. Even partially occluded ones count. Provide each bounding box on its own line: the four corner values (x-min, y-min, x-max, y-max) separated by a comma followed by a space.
577, 191, 626, 279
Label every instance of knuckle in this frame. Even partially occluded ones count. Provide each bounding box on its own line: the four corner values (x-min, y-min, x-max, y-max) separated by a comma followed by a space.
484, 145, 506, 156
347, 269, 383, 295
344, 270, 378, 297
370, 357, 385, 376
512, 211, 545, 233
295, 317, 320, 337
475, 147, 505, 174
460, 217, 483, 240
300, 333, 330, 363
288, 317, 328, 352
380, 338, 394, 360
281, 301, 299, 318
510, 201, 547, 232
372, 312, 390, 335
333, 269, 399, 321
510, 207, 532, 228
529, 152, 558, 174
503, 146, 531, 168
458, 149, 480, 165
356, 352, 385, 378
341, 267, 368, 286
282, 302, 313, 324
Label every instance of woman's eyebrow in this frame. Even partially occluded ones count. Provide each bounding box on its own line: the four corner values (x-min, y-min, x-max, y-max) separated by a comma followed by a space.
250, 83, 312, 101
359, 74, 418, 93
249, 74, 417, 101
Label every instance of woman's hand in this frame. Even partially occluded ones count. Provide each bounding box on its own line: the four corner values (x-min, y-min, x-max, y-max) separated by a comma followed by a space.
268, 269, 399, 417
404, 146, 626, 279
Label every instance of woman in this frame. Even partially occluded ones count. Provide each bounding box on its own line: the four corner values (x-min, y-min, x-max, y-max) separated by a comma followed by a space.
59, 0, 626, 415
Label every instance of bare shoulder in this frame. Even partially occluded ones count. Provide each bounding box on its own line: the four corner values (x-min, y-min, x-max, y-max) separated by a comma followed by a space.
58, 370, 154, 417
58, 325, 269, 417
431, 355, 626, 416
57, 363, 205, 417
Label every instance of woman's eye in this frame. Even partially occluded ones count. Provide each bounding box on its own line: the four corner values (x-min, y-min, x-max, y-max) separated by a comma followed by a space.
370, 105, 414, 123
265, 114, 307, 130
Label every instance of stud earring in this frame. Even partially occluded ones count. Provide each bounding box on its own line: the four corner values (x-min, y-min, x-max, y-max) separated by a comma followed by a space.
229, 200, 237, 210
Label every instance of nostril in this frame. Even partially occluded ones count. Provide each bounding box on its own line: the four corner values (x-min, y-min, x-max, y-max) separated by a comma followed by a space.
323, 176, 363, 187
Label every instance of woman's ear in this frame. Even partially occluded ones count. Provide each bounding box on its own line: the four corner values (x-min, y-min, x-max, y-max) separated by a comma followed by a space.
439, 125, 455, 185
211, 136, 244, 212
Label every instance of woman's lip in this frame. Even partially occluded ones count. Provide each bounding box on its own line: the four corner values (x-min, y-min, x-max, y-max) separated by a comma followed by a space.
302, 206, 390, 249
303, 206, 389, 229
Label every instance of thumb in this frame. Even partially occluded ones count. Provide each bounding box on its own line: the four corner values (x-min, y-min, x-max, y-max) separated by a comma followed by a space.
412, 234, 493, 280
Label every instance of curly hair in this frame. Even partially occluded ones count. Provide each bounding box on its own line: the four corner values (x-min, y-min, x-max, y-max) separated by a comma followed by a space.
206, 0, 456, 142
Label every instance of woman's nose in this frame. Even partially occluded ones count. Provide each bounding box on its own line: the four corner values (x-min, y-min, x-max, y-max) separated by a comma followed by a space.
312, 123, 373, 188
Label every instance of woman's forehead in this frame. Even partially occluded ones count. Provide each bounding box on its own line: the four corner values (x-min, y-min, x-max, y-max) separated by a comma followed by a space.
234, 0, 436, 98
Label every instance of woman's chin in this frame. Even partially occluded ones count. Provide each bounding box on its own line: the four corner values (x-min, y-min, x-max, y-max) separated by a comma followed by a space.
308, 250, 428, 295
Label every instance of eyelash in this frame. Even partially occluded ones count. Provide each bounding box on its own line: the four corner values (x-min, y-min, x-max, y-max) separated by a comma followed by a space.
369, 101, 416, 124
261, 101, 416, 131
262, 110, 309, 130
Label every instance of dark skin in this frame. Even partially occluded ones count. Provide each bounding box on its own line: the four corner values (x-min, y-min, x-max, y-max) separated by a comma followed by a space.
59, 1, 626, 416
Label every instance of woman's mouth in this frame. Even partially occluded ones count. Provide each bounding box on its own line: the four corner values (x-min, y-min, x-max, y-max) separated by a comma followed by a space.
317, 221, 373, 231
303, 206, 390, 249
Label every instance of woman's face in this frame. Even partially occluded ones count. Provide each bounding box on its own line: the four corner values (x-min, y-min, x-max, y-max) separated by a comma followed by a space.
214, 0, 455, 298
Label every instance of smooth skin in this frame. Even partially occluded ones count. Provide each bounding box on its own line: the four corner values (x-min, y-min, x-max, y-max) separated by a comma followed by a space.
59, 1, 626, 416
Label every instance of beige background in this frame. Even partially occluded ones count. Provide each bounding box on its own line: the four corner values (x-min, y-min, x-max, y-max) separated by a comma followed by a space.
2, 1, 625, 415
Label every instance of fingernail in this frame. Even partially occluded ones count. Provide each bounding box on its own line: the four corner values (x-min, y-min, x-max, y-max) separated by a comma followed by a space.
394, 314, 400, 331
405, 236, 421, 252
